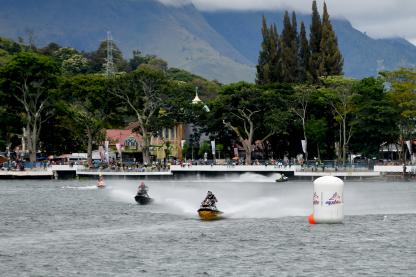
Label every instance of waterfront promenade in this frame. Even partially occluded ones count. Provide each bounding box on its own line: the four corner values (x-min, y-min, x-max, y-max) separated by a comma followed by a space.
0, 164, 413, 180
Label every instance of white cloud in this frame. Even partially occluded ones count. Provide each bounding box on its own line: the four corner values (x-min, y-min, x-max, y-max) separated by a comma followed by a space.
158, 0, 416, 44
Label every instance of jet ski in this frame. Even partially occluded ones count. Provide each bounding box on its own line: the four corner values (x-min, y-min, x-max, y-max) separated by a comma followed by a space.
96, 180, 105, 188
275, 173, 288, 182
197, 200, 223, 220
134, 192, 153, 205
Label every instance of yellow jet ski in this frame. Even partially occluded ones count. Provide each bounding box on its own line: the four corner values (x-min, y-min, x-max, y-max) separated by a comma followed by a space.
197, 200, 223, 220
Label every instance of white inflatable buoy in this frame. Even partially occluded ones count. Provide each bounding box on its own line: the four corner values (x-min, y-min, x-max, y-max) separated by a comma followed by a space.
309, 176, 344, 224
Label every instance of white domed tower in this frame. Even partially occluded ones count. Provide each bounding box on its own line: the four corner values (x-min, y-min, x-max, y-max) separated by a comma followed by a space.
192, 88, 202, 104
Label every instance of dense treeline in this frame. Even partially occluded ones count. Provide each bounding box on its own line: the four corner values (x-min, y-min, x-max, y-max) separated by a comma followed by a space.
0, 1, 415, 166
0, 36, 220, 164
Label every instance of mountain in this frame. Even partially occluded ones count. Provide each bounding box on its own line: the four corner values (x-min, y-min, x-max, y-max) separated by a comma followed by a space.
0, 0, 254, 83
202, 11, 416, 78
0, 0, 415, 82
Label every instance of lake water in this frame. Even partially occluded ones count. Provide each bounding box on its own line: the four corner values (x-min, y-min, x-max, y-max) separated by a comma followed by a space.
1, 173, 416, 276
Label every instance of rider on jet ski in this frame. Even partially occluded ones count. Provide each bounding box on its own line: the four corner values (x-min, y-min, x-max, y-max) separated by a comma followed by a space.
137, 182, 149, 197
202, 191, 218, 207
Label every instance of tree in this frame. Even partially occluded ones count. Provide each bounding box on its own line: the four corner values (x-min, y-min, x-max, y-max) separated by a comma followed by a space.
212, 82, 289, 164
59, 75, 114, 165
306, 116, 328, 160
257, 16, 272, 85
319, 2, 343, 76
129, 50, 147, 70
321, 76, 357, 165
0, 52, 59, 162
166, 67, 221, 99
350, 77, 399, 157
38, 42, 61, 56
86, 40, 129, 73
129, 50, 168, 72
291, 84, 316, 161
298, 22, 311, 82
256, 16, 280, 85
269, 24, 282, 83
0, 37, 23, 66
198, 141, 210, 158
110, 66, 166, 164
280, 11, 299, 83
0, 38, 23, 149
309, 0, 322, 83
382, 68, 416, 162
215, 143, 224, 159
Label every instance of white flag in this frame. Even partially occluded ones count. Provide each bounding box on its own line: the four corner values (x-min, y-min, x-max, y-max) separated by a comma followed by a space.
211, 140, 216, 155
405, 140, 412, 154
301, 140, 307, 154
99, 146, 105, 161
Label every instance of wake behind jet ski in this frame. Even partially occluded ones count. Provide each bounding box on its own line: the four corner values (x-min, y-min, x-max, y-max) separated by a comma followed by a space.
134, 182, 153, 205
197, 191, 223, 220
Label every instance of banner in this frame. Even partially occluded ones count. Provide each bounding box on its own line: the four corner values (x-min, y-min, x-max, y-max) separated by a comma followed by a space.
233, 147, 239, 157
211, 140, 216, 155
104, 141, 109, 162
116, 143, 122, 156
405, 140, 412, 154
181, 140, 186, 148
99, 146, 105, 161
301, 140, 307, 154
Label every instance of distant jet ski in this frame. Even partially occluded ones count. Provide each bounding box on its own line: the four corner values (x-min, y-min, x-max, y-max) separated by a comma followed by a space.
275, 173, 288, 182
134, 182, 153, 205
197, 196, 223, 220
97, 176, 105, 188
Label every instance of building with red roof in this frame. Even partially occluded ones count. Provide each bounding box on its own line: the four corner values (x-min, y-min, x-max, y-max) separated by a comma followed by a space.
105, 129, 143, 151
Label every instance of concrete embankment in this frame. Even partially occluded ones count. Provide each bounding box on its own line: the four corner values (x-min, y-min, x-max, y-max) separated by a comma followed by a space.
0, 164, 413, 180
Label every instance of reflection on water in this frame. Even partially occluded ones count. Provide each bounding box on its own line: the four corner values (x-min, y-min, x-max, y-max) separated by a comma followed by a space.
0, 177, 415, 276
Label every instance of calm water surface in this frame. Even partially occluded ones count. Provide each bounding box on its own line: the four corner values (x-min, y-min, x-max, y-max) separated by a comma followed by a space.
1, 175, 416, 276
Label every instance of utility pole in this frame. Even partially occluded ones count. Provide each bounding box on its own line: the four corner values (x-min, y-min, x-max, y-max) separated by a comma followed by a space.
105, 31, 116, 77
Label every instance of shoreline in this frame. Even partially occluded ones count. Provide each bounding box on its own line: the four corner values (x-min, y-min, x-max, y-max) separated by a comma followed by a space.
0, 164, 413, 181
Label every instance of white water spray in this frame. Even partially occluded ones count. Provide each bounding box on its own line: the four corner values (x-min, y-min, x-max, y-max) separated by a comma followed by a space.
106, 174, 311, 218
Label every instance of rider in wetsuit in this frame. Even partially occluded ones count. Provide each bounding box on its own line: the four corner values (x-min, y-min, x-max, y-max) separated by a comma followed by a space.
137, 182, 149, 197
202, 191, 218, 207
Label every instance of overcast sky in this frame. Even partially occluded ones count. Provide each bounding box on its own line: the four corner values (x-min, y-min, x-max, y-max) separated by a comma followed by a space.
158, 0, 416, 45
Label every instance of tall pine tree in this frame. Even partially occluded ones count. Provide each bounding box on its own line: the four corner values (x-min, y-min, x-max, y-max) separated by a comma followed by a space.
298, 21, 311, 82
256, 2, 342, 85
319, 2, 343, 76
256, 16, 272, 85
256, 16, 280, 84
280, 11, 298, 83
309, 0, 322, 82
291, 11, 300, 82
269, 23, 282, 83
